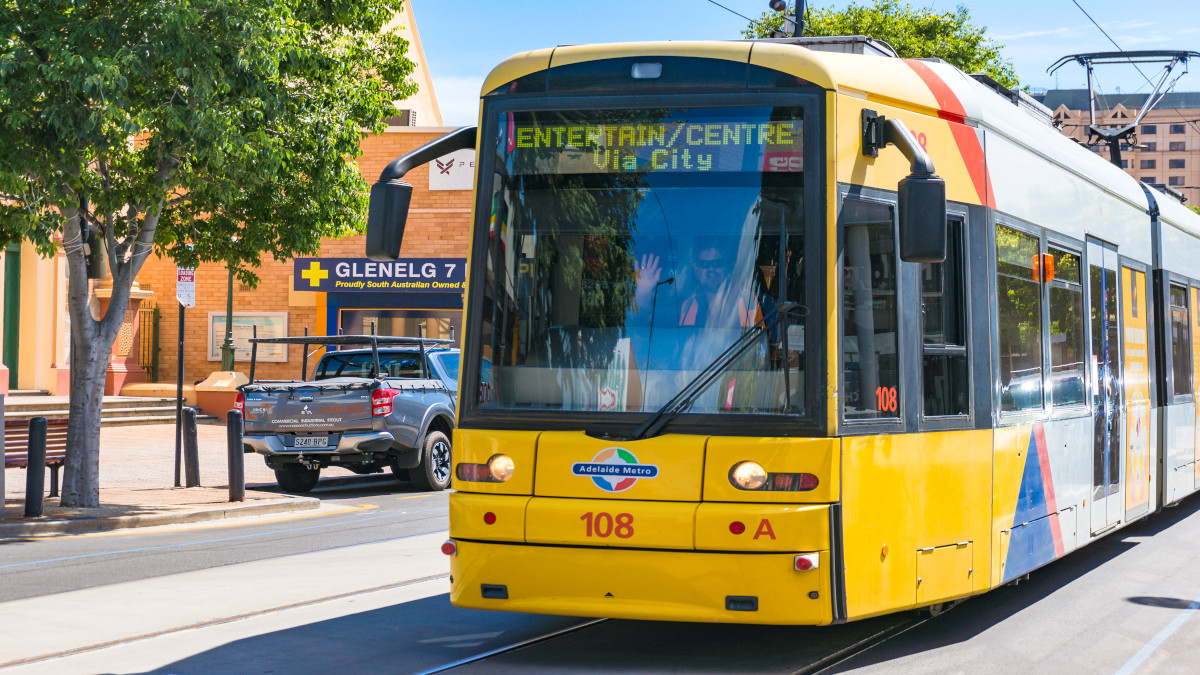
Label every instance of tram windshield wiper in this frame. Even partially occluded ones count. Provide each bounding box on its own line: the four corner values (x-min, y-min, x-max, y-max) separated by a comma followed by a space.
624, 302, 798, 441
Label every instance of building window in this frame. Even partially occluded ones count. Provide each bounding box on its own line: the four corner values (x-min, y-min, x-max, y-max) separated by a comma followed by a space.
921, 219, 969, 417
1169, 176, 1185, 186
1171, 284, 1192, 398
1171, 142, 1187, 151
1170, 124, 1186, 134
1142, 125, 1157, 135
1141, 177, 1157, 183
997, 225, 1043, 413
1048, 246, 1085, 407
1144, 142, 1157, 152
1121, 160, 1129, 168
1141, 159, 1157, 169
1170, 159, 1186, 169
842, 198, 900, 421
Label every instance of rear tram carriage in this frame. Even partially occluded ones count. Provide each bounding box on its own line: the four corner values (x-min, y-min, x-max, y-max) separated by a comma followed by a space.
367, 35, 1200, 624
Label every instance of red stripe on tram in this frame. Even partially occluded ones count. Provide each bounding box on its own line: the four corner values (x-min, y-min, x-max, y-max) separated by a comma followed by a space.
1034, 423, 1065, 557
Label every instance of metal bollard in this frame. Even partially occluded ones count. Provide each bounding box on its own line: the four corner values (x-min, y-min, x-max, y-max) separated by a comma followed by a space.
227, 410, 245, 502
24, 417, 47, 518
183, 407, 201, 487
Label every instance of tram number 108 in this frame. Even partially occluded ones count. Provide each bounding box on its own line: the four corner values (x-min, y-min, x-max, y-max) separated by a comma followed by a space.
875, 386, 898, 412
580, 512, 634, 539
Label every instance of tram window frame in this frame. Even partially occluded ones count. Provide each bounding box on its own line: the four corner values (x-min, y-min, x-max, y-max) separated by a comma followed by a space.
995, 221, 1047, 418
1045, 244, 1087, 412
1169, 281, 1192, 400
919, 216, 970, 422
839, 193, 904, 429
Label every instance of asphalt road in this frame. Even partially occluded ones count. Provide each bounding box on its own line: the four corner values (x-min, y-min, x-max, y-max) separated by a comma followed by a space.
0, 475, 448, 602
6, 481, 1200, 674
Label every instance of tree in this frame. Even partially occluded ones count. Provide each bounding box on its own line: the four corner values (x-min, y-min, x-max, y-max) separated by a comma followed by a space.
0, 0, 417, 506
742, 0, 1018, 89
1189, 205, 1200, 217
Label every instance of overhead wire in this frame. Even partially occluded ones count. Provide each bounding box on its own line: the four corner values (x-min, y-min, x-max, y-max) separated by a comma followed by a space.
1067, 0, 1200, 135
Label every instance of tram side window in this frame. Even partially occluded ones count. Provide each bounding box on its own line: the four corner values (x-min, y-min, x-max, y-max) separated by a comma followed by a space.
997, 225, 1044, 412
1047, 247, 1086, 407
920, 219, 968, 417
842, 199, 900, 420
1170, 284, 1192, 398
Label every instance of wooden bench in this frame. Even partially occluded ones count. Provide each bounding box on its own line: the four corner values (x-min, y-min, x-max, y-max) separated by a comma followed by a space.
4, 418, 70, 497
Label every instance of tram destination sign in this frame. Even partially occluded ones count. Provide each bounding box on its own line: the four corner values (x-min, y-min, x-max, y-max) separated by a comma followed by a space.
505, 112, 803, 176
293, 258, 467, 293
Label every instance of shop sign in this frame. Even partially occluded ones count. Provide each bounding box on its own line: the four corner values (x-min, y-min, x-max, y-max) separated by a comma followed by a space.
293, 257, 467, 293
429, 149, 476, 190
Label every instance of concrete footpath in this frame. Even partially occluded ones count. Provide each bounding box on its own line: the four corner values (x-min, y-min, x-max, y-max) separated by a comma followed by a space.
0, 423, 346, 537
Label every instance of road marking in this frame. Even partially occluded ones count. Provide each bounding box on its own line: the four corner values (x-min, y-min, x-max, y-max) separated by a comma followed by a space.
4, 503, 380, 543
1115, 594, 1200, 675
0, 572, 451, 669
0, 508, 446, 571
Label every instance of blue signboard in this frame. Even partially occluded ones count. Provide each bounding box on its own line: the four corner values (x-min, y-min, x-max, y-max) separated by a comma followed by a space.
293, 258, 467, 293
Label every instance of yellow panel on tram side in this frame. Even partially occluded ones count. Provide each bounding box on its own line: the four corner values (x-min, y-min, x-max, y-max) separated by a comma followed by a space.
449, 492, 530, 543
526, 497, 697, 550
834, 95, 987, 208
1192, 286, 1200, 487
452, 429, 540, 495
703, 436, 839, 503
826, 89, 841, 435
695, 503, 830, 552
533, 431, 707, 501
990, 425, 1032, 587
840, 429, 993, 620
450, 540, 833, 625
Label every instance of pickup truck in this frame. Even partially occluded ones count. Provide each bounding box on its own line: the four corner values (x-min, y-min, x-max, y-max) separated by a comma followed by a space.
236, 335, 457, 493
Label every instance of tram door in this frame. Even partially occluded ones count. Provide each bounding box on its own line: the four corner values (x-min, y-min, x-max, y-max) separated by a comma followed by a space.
1089, 240, 1123, 533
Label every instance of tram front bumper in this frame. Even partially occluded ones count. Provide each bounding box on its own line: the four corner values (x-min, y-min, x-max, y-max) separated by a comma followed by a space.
447, 492, 835, 625
449, 540, 832, 625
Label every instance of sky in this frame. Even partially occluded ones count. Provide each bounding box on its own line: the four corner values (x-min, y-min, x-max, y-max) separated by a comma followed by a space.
409, 0, 1200, 126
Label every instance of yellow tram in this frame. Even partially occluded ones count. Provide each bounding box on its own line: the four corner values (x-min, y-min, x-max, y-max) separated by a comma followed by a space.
367, 36, 1200, 624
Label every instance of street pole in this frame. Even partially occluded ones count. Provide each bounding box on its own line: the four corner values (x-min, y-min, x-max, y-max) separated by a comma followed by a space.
221, 265, 235, 371
174, 305, 184, 487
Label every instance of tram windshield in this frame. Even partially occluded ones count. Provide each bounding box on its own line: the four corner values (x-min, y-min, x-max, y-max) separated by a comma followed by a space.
473, 106, 810, 417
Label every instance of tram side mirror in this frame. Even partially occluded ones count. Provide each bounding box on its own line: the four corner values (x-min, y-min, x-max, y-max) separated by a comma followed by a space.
365, 126, 478, 262
897, 172, 947, 263
366, 179, 413, 261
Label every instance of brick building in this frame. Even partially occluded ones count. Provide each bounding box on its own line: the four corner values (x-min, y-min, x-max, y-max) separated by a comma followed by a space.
136, 127, 474, 385
1037, 89, 1200, 205
0, 1, 470, 394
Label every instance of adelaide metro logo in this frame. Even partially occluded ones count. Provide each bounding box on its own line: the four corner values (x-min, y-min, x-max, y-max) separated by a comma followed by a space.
571, 447, 659, 492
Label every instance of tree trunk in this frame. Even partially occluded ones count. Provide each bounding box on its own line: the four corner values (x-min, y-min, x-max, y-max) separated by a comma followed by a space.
57, 207, 148, 507
59, 325, 112, 507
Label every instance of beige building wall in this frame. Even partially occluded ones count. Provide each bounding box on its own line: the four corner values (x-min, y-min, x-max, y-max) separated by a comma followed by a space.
386, 1, 442, 127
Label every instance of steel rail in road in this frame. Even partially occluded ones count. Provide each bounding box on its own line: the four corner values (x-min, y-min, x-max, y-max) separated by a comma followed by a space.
412, 618, 611, 675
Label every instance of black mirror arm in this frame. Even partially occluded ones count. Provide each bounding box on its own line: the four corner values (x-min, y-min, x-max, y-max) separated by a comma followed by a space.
378, 126, 478, 181
882, 117, 937, 176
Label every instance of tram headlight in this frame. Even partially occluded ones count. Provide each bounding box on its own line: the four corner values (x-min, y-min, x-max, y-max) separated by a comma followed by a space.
487, 454, 515, 482
730, 461, 768, 490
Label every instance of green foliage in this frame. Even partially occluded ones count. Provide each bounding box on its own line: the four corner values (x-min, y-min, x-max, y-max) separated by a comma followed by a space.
742, 0, 1018, 89
0, 0, 418, 283
1189, 205, 1200, 216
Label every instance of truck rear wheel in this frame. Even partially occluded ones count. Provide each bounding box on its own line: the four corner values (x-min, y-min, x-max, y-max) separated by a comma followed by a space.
411, 431, 451, 491
275, 465, 320, 493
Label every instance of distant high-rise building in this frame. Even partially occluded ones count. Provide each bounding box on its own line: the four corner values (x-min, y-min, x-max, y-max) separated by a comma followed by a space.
1035, 90, 1200, 206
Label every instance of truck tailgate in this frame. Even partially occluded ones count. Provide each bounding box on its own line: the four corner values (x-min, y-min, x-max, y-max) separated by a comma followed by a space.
243, 379, 376, 434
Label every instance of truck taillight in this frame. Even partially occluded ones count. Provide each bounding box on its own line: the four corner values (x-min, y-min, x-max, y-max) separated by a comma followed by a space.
372, 388, 400, 416
234, 393, 244, 413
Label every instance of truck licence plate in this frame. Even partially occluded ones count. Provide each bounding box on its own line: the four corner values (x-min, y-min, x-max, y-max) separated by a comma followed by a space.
293, 436, 329, 448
